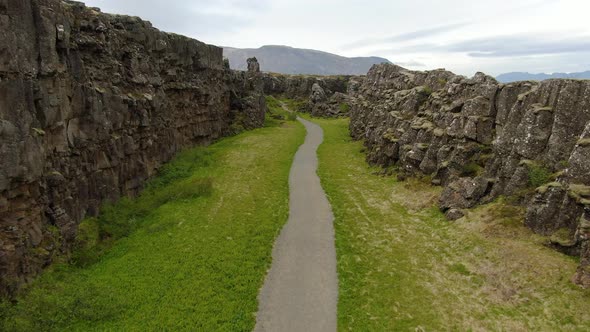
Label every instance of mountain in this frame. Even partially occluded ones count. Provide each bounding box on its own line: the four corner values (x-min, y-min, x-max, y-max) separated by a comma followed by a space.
223, 45, 391, 75
496, 71, 590, 83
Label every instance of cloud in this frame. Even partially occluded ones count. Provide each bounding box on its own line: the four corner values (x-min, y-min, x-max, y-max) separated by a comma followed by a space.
450, 35, 590, 57
342, 22, 470, 50
83, 0, 590, 76
372, 34, 590, 59
394, 60, 426, 67
84, 0, 268, 37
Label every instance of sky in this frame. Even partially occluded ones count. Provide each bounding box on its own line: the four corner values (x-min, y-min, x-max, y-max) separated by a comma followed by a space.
83, 0, 590, 76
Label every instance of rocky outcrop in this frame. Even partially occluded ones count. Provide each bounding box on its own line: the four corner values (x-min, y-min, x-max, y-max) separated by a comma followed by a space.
261, 73, 354, 116
349, 63, 590, 286
247, 57, 260, 73
261, 73, 350, 99
308, 83, 352, 117
0, 0, 265, 297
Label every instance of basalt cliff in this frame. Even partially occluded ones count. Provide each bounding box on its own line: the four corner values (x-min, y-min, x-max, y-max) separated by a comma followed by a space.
0, 0, 265, 296
348, 63, 590, 286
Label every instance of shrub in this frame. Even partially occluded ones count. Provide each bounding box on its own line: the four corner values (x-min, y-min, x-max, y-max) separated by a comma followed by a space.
419, 86, 433, 97
461, 162, 482, 177
528, 164, 552, 188
339, 102, 351, 113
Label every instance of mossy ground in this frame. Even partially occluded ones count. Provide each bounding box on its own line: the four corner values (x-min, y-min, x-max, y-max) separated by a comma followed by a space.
309, 116, 590, 331
0, 116, 305, 331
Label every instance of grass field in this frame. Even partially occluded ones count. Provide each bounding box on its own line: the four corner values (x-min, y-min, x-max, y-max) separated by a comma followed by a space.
310, 116, 590, 331
0, 116, 305, 331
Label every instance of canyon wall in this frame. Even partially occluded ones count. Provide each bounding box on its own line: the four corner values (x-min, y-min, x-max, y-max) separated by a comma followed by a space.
349, 63, 590, 286
0, 0, 265, 296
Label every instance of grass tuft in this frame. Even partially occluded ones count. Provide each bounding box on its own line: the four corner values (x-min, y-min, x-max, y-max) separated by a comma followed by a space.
265, 95, 301, 127
339, 102, 351, 113
449, 263, 471, 276
527, 163, 552, 188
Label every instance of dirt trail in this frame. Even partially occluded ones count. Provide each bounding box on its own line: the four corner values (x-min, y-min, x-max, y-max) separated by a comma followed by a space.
254, 117, 338, 332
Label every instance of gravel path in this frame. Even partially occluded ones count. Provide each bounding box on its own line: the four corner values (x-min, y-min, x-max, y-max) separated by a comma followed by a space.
254, 117, 338, 332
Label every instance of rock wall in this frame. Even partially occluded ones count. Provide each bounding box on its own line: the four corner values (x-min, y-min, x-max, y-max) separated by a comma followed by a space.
0, 0, 265, 296
350, 63, 590, 286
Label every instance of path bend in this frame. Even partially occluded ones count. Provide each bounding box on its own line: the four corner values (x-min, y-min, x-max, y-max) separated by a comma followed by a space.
254, 117, 338, 332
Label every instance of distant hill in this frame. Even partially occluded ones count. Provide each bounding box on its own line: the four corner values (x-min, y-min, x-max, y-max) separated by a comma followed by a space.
223, 45, 391, 75
497, 71, 590, 83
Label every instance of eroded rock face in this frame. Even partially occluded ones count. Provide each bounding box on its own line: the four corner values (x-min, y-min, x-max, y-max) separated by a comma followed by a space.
350, 63, 590, 286
0, 0, 265, 296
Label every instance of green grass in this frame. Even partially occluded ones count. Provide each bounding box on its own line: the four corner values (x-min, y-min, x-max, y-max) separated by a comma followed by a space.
310, 116, 590, 331
265, 96, 299, 124
266, 95, 306, 117
339, 102, 351, 113
461, 162, 483, 177
1, 119, 306, 331
528, 163, 553, 188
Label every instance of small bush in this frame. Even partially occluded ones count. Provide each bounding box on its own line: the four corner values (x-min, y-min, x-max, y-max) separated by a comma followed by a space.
528, 164, 552, 188
287, 113, 297, 121
339, 103, 351, 113
419, 86, 433, 97
461, 162, 482, 177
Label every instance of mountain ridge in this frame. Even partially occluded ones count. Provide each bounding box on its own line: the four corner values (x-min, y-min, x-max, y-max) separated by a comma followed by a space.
223, 45, 391, 75
497, 70, 590, 82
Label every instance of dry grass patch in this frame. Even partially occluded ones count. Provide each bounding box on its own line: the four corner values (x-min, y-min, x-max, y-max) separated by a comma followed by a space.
310, 116, 590, 331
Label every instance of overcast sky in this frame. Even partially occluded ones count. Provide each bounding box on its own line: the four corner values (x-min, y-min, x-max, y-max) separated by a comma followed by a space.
83, 0, 590, 76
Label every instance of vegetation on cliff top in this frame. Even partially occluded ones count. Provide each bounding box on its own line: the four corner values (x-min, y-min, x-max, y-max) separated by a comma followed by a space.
309, 116, 590, 331
0, 114, 305, 331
